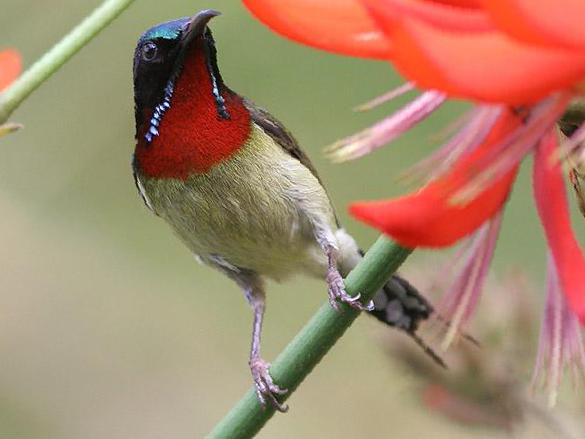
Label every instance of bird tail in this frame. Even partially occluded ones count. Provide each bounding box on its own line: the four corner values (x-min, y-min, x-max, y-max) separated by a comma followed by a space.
368, 274, 446, 368
334, 229, 444, 366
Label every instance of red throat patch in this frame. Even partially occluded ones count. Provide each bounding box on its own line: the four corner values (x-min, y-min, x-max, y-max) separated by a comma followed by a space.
134, 39, 251, 179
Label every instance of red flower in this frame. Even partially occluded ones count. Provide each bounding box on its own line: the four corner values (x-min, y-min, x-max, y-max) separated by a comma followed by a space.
0, 49, 21, 91
244, 0, 585, 398
0, 49, 22, 138
243, 0, 391, 59
349, 108, 522, 247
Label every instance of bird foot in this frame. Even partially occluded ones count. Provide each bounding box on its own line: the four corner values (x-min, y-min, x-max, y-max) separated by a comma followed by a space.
326, 268, 374, 312
250, 358, 288, 412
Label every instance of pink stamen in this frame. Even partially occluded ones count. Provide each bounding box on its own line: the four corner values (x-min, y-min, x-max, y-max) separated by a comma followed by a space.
451, 94, 571, 204
438, 210, 503, 349
354, 82, 416, 112
532, 254, 585, 407
327, 90, 447, 162
405, 105, 503, 183
533, 129, 585, 329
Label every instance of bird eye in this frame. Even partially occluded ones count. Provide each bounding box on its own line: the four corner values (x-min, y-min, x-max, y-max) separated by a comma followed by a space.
142, 42, 158, 62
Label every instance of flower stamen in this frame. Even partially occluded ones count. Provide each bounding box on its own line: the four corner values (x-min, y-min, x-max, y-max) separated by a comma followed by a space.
403, 105, 503, 184
326, 90, 447, 162
450, 95, 571, 205
353, 82, 415, 112
437, 211, 502, 350
532, 254, 585, 407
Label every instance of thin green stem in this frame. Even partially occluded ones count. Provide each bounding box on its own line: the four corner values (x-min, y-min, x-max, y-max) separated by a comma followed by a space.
207, 237, 412, 439
0, 0, 137, 123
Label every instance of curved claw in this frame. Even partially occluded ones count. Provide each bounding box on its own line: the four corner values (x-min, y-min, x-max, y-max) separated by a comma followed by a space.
327, 267, 373, 311
345, 296, 374, 312
344, 293, 362, 303
344, 296, 375, 311
250, 359, 289, 412
341, 292, 371, 311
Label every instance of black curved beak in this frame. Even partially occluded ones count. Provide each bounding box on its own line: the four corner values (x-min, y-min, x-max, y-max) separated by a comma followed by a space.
181, 9, 221, 47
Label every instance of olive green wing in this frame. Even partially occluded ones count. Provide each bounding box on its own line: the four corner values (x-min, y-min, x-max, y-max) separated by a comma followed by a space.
244, 99, 341, 227
243, 99, 323, 185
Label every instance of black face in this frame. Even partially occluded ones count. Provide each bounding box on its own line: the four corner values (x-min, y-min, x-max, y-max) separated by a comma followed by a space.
133, 11, 223, 141
132, 18, 189, 135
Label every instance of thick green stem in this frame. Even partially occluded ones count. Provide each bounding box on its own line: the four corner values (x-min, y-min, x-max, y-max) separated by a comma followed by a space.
207, 237, 412, 439
0, 0, 137, 123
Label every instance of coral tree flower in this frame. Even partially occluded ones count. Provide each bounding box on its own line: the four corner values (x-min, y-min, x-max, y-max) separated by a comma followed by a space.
0, 49, 20, 91
244, 0, 585, 399
0, 49, 22, 138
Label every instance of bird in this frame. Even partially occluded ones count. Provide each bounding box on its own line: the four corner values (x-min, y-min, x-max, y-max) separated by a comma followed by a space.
131, 9, 439, 412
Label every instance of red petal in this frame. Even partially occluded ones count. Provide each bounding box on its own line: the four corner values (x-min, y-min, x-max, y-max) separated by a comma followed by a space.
0, 49, 21, 91
482, 0, 585, 51
349, 109, 521, 247
533, 129, 585, 324
388, 17, 585, 104
360, 0, 492, 33
242, 0, 392, 59
431, 0, 482, 7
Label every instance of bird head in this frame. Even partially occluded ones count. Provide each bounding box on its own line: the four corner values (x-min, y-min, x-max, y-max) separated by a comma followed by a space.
133, 10, 251, 179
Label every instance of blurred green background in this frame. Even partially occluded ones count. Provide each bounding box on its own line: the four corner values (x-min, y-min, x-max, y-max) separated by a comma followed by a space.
0, 0, 576, 438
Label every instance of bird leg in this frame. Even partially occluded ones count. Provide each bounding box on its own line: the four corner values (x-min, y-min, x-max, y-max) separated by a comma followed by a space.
243, 284, 288, 412
204, 258, 288, 412
316, 229, 374, 312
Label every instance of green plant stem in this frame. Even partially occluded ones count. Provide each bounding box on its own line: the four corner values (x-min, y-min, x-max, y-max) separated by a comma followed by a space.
207, 237, 412, 439
0, 0, 137, 123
